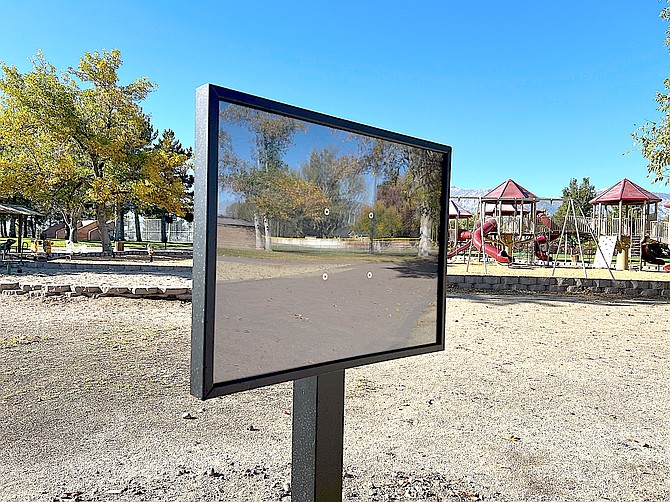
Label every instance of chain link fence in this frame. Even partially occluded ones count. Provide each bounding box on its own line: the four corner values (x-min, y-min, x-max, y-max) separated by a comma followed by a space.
123, 217, 193, 243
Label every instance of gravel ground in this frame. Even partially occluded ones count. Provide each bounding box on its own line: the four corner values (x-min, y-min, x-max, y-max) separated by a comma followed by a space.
1, 263, 670, 501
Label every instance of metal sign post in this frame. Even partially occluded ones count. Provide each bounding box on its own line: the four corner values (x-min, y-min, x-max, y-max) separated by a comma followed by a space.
292, 370, 345, 502
192, 84, 451, 501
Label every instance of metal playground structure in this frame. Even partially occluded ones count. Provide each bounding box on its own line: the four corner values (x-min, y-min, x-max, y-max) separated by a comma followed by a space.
448, 178, 670, 274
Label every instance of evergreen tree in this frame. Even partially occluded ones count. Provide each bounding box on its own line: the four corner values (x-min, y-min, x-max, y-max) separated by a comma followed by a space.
554, 177, 597, 219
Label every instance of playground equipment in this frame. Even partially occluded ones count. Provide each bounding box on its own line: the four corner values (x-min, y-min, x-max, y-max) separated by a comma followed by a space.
642, 200, 670, 271
31, 239, 51, 255
147, 243, 156, 262
471, 217, 511, 263
473, 179, 556, 264
589, 178, 661, 271
447, 176, 670, 276
447, 180, 563, 265
447, 200, 473, 259
0, 239, 16, 259
641, 237, 670, 271
549, 198, 615, 279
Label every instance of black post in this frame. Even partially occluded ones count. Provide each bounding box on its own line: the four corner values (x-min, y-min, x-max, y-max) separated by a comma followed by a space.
116, 204, 125, 241
17, 215, 23, 256
292, 370, 345, 502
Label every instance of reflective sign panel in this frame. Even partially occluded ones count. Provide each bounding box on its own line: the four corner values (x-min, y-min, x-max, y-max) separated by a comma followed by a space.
192, 84, 451, 399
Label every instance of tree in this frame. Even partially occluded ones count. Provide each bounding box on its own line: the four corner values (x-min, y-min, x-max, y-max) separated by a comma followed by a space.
633, 2, 670, 183
405, 147, 443, 257
131, 129, 193, 242
352, 202, 403, 238
554, 177, 597, 219
219, 104, 314, 250
0, 91, 89, 241
354, 137, 443, 257
0, 50, 190, 251
353, 137, 407, 252
297, 147, 366, 237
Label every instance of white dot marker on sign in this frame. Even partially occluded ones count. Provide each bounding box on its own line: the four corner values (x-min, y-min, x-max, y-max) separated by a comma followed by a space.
367, 271, 373, 279
322, 273, 328, 281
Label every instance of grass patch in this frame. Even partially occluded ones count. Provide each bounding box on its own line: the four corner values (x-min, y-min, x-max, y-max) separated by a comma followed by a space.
17, 238, 192, 250
121, 241, 192, 250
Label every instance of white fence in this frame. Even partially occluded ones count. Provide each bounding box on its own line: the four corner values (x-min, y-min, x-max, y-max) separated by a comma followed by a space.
272, 236, 435, 254
650, 221, 670, 244
550, 216, 670, 244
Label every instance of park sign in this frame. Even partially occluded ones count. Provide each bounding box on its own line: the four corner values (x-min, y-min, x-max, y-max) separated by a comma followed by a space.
191, 84, 451, 400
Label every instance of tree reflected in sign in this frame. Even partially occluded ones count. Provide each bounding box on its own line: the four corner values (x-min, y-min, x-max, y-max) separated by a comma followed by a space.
212, 100, 444, 385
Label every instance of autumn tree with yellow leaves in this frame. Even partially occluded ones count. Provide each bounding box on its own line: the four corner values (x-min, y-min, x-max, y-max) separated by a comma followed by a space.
0, 49, 190, 250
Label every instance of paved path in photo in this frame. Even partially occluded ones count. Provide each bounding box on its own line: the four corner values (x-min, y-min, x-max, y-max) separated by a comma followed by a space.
213, 259, 438, 383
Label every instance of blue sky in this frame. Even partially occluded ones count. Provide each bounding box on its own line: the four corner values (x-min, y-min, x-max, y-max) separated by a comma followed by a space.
1, 1, 669, 197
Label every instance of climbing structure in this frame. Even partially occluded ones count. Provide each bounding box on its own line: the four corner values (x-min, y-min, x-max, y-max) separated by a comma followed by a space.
589, 178, 661, 270
477, 179, 551, 264
447, 200, 473, 259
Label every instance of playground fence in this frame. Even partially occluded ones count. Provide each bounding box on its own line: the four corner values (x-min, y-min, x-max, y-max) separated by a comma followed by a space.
123, 218, 194, 243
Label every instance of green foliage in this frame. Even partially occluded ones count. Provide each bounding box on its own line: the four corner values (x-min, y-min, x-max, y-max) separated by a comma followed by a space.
376, 179, 418, 237
352, 202, 403, 238
554, 177, 596, 218
0, 50, 190, 250
134, 129, 193, 218
220, 104, 309, 219
633, 2, 670, 184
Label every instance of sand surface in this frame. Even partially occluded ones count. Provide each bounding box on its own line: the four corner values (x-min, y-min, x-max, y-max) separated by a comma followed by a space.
1, 260, 669, 501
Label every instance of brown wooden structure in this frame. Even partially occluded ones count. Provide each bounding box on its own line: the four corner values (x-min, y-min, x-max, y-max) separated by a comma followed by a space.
0, 204, 41, 255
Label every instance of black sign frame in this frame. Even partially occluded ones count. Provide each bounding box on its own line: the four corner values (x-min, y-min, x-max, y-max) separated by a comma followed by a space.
191, 84, 451, 400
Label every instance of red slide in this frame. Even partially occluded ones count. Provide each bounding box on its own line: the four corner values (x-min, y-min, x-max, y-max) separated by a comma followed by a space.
447, 229, 472, 259
535, 212, 559, 261
447, 235, 472, 259
472, 218, 512, 264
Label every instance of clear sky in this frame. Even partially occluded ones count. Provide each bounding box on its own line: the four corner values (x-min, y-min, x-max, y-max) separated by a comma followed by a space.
1, 1, 669, 197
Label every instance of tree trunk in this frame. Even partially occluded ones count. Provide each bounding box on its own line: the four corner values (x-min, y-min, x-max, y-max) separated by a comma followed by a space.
0, 216, 5, 238
96, 203, 112, 252
418, 207, 431, 258
69, 216, 79, 243
263, 215, 272, 251
9, 216, 16, 238
253, 213, 262, 249
64, 218, 72, 242
134, 208, 142, 242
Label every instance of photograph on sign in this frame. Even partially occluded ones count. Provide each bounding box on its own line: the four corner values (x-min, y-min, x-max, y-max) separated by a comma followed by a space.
192, 85, 450, 399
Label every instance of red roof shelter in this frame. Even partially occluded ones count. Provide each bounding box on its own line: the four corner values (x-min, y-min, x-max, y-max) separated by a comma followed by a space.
482, 179, 539, 202
480, 178, 538, 223
589, 178, 661, 205
448, 200, 473, 219
589, 178, 660, 243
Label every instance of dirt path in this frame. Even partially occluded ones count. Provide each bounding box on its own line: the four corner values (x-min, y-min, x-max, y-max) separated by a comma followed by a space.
1, 288, 669, 501
213, 261, 437, 383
